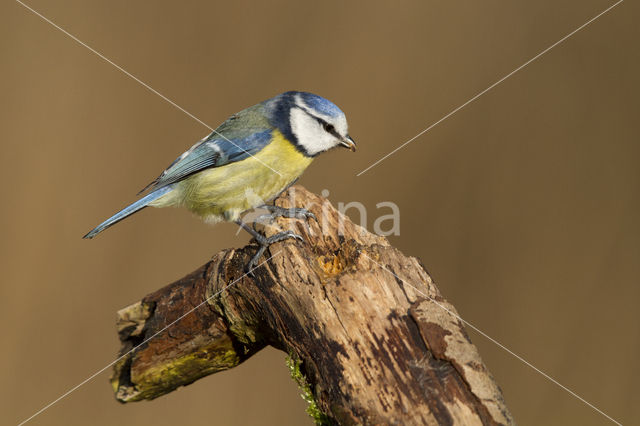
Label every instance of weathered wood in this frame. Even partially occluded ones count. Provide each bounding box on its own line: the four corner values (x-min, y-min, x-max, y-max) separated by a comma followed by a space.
111, 185, 514, 425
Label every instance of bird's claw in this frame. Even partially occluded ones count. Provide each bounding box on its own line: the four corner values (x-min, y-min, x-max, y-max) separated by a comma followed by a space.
252, 207, 317, 232
267, 230, 304, 243
298, 210, 317, 223
262, 206, 317, 222
241, 206, 313, 275
245, 230, 304, 276
284, 207, 316, 222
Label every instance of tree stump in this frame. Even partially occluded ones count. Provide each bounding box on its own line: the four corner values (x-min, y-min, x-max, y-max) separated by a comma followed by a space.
111, 185, 514, 425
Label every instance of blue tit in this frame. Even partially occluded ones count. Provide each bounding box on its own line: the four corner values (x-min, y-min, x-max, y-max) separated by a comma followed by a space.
83, 91, 356, 269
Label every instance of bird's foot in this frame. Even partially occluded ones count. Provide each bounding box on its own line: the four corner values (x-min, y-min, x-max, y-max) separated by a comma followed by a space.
253, 205, 317, 227
246, 230, 304, 274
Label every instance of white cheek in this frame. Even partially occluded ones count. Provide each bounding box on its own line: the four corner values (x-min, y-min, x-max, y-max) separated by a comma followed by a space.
293, 93, 348, 136
290, 108, 335, 155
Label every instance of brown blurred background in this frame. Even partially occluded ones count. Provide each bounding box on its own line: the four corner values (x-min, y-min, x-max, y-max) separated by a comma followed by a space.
2, 0, 638, 424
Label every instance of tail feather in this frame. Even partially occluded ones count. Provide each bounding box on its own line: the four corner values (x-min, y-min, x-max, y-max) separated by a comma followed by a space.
83, 186, 174, 239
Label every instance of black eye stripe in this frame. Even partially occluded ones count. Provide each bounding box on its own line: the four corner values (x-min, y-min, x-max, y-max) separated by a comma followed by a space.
301, 107, 342, 139
315, 117, 340, 138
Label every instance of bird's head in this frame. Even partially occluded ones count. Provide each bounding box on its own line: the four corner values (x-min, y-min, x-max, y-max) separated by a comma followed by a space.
268, 91, 356, 157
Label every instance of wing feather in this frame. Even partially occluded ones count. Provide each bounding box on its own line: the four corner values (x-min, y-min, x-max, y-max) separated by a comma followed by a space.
139, 128, 272, 193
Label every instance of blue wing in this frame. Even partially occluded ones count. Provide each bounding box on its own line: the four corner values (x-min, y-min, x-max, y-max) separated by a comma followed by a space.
139, 128, 273, 193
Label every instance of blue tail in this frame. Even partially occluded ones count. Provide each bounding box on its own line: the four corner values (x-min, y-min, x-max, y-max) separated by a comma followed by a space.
83, 186, 174, 239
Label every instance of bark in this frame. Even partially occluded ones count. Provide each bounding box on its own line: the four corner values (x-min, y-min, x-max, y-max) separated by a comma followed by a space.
111, 185, 514, 425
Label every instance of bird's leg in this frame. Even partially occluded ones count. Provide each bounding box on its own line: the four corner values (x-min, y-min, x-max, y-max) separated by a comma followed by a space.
252, 205, 317, 231
236, 220, 303, 274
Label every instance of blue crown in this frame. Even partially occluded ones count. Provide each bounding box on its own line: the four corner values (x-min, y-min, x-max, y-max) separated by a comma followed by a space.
298, 92, 345, 119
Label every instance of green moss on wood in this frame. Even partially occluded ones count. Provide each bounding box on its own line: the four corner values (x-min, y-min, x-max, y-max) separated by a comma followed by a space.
286, 353, 331, 425
113, 336, 240, 402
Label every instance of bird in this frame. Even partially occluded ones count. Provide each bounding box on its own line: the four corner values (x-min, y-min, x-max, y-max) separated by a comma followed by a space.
83, 91, 356, 271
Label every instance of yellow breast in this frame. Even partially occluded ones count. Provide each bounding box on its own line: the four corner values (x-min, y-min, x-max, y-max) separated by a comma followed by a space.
172, 130, 313, 222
